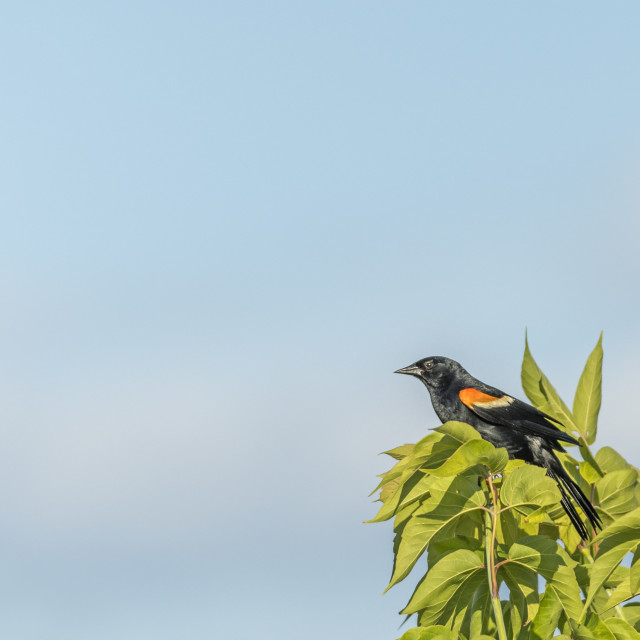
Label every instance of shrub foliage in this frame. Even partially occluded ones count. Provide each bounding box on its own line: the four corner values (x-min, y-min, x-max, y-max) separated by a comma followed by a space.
370, 335, 640, 639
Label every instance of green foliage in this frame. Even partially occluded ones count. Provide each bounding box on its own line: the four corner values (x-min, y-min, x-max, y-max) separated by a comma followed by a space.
370, 335, 640, 639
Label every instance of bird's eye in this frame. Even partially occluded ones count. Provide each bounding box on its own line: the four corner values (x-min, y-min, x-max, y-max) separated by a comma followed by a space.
425, 361, 434, 369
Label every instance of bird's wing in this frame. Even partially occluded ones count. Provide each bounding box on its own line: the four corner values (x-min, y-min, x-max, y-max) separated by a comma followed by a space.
458, 387, 579, 445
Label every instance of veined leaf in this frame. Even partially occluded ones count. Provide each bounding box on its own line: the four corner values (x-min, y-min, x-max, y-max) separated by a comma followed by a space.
596, 470, 639, 521
425, 438, 508, 477
631, 547, 640, 594
401, 549, 484, 618
368, 468, 427, 523
597, 447, 634, 474
530, 584, 562, 640
396, 626, 460, 640
503, 599, 523, 640
603, 617, 640, 640
585, 612, 617, 640
500, 465, 559, 516
593, 507, 640, 555
427, 534, 482, 570
522, 334, 549, 409
504, 458, 527, 473
521, 335, 580, 440
372, 432, 443, 495
466, 579, 495, 639
384, 444, 417, 460
433, 421, 482, 442
496, 509, 521, 547
582, 542, 639, 615
454, 512, 483, 539
500, 561, 539, 629
397, 472, 436, 510
387, 476, 485, 589
537, 375, 580, 438
507, 535, 582, 622
369, 433, 456, 522
380, 475, 403, 504
601, 582, 640, 614
562, 622, 597, 639
394, 501, 422, 530
605, 565, 630, 590
621, 603, 640, 629
414, 421, 508, 476
581, 461, 603, 484
573, 333, 603, 445
418, 435, 477, 474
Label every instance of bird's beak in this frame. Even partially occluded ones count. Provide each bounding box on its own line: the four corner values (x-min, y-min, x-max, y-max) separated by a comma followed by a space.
394, 364, 422, 376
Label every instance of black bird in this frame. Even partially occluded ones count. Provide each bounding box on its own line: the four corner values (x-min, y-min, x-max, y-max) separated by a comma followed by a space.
395, 356, 601, 540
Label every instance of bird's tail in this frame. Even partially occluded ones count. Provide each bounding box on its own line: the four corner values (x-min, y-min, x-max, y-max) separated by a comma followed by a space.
547, 466, 602, 540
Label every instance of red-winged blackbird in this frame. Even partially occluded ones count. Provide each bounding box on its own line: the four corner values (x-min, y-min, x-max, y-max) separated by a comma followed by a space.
395, 356, 601, 540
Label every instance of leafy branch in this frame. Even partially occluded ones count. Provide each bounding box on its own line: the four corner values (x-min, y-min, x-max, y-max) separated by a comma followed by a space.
370, 335, 640, 639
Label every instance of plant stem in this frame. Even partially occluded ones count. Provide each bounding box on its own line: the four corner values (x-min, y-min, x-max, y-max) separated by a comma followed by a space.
485, 475, 508, 640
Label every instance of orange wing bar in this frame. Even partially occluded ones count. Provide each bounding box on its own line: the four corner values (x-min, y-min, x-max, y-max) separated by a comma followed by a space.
459, 388, 500, 407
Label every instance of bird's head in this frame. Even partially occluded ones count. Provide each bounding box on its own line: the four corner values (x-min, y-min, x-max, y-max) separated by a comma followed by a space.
394, 356, 465, 389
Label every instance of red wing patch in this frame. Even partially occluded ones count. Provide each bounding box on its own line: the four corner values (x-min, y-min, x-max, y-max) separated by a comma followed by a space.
459, 388, 514, 409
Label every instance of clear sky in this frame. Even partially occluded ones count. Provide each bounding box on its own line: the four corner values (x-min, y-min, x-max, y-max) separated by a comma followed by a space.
1, 2, 640, 639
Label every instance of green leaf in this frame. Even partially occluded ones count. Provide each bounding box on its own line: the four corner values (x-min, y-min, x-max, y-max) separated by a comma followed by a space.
425, 439, 505, 477
368, 468, 427, 523
454, 512, 483, 540
603, 618, 640, 640
369, 433, 457, 521
465, 580, 497, 640
596, 470, 639, 520
594, 506, 640, 555
427, 534, 482, 570
521, 333, 549, 409
507, 535, 582, 621
496, 508, 523, 548
417, 434, 476, 474
573, 332, 603, 445
521, 335, 580, 440
605, 565, 631, 590
585, 612, 618, 640
530, 584, 562, 640
422, 421, 508, 475
567, 622, 598, 639
601, 582, 640, 613
583, 542, 639, 615
394, 500, 422, 530
387, 476, 485, 589
466, 580, 495, 639
581, 461, 604, 484
433, 421, 482, 442
401, 549, 484, 618
384, 444, 417, 460
621, 603, 640, 630
597, 447, 634, 474
372, 433, 443, 495
631, 547, 640, 594
397, 472, 436, 509
500, 465, 559, 517
500, 561, 539, 629
396, 626, 460, 640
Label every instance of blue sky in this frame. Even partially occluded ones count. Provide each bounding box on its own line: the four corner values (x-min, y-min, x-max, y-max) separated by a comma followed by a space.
1, 2, 640, 639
